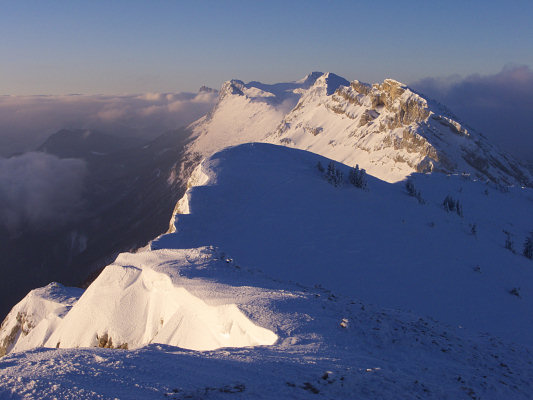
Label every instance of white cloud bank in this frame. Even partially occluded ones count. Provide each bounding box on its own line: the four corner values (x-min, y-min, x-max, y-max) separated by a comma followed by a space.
0, 90, 218, 156
0, 152, 87, 236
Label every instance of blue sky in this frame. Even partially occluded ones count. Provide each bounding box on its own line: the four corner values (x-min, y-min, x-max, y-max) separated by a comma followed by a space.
1, 0, 532, 94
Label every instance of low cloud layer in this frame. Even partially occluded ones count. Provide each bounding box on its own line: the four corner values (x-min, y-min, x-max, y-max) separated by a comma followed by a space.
0, 90, 218, 156
411, 65, 533, 163
0, 152, 87, 236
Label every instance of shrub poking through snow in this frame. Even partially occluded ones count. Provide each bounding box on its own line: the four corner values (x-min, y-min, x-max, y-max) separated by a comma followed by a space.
317, 161, 325, 173
504, 230, 514, 253
523, 234, 533, 259
349, 165, 367, 189
443, 195, 462, 216
325, 161, 343, 187
405, 179, 424, 204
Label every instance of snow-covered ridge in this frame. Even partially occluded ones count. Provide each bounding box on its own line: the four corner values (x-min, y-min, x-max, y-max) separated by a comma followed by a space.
154, 143, 533, 346
184, 73, 324, 159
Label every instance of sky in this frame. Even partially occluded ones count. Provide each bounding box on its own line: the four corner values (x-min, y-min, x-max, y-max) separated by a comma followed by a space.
1, 0, 533, 95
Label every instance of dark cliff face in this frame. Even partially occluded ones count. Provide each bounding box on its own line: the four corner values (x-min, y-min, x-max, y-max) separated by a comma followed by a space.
0, 127, 194, 320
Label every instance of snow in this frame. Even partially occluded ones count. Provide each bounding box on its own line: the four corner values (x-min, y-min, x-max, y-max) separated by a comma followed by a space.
2, 73, 533, 398
186, 72, 532, 187
185, 73, 325, 159
155, 143, 533, 346
45, 249, 278, 351
2, 284, 533, 398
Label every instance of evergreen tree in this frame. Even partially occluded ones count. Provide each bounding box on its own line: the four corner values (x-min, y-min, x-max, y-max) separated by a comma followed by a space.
327, 161, 335, 183
405, 179, 424, 204
524, 234, 533, 259
443, 195, 461, 215
349, 164, 367, 189
504, 230, 514, 252
334, 169, 343, 187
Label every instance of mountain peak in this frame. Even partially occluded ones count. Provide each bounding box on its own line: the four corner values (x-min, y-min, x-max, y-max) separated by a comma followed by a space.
296, 71, 323, 87
312, 72, 350, 95
219, 80, 246, 99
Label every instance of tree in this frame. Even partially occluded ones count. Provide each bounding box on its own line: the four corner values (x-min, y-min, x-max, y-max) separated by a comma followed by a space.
405, 179, 424, 204
442, 195, 462, 216
349, 164, 367, 189
325, 161, 343, 187
524, 234, 533, 259
503, 230, 514, 253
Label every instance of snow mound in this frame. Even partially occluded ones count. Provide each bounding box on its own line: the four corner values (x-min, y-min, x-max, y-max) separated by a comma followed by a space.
3, 249, 276, 354
47, 255, 277, 351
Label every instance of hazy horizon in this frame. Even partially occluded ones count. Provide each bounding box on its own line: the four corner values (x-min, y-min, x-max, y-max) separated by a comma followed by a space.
2, 1, 532, 95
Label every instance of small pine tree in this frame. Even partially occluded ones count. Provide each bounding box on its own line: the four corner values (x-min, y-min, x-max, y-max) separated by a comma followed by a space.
324, 161, 343, 187
443, 195, 455, 212
327, 161, 335, 177
504, 230, 514, 252
349, 165, 367, 189
326, 161, 335, 184
523, 234, 533, 259
405, 179, 417, 197
405, 179, 424, 204
317, 161, 324, 173
334, 169, 343, 187
455, 200, 463, 217
442, 195, 462, 216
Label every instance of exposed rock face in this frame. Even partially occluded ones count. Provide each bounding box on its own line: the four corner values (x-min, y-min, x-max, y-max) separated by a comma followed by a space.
219, 80, 245, 100
187, 71, 532, 186
265, 74, 532, 186
0, 312, 33, 357
96, 333, 128, 349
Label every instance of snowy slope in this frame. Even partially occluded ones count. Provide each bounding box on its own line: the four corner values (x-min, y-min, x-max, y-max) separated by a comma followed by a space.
186, 72, 322, 159
155, 143, 533, 346
187, 72, 532, 186
1, 143, 533, 399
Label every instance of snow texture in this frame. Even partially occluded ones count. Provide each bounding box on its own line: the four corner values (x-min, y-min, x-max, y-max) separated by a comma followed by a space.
2, 71, 533, 399
2, 143, 533, 399
187, 72, 532, 187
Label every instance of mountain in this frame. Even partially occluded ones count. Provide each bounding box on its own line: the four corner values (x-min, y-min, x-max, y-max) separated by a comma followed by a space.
2, 73, 533, 398
188, 72, 532, 187
185, 72, 322, 160
1, 143, 532, 398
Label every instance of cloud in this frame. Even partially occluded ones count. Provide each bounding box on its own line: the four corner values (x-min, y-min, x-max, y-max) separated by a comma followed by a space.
0, 152, 87, 236
0, 90, 218, 156
410, 65, 533, 162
